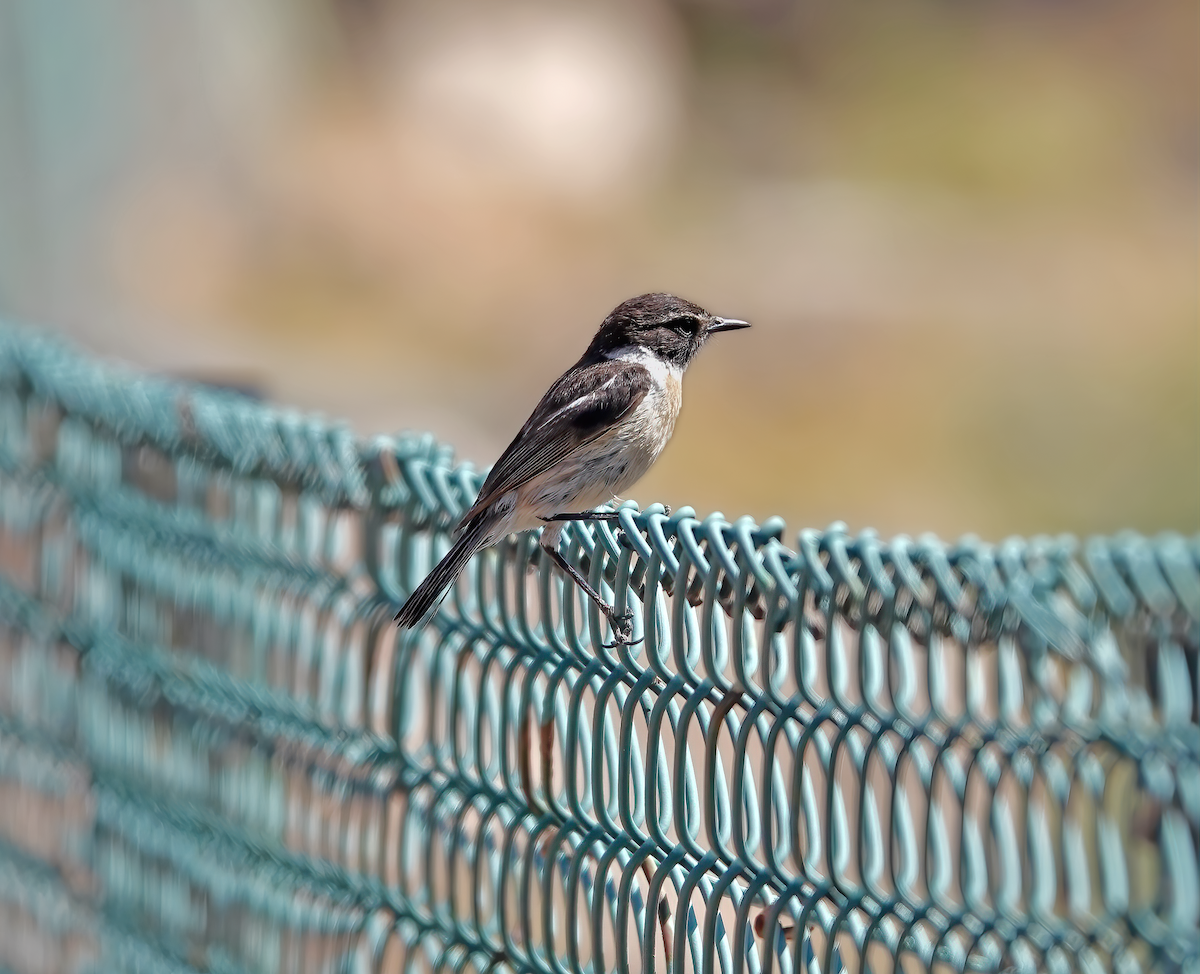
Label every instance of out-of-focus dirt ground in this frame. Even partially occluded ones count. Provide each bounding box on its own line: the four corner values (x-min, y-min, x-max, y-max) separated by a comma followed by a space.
1, 0, 1196, 540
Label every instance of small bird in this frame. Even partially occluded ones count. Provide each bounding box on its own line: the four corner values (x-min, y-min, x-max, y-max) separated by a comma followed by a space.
394, 292, 750, 643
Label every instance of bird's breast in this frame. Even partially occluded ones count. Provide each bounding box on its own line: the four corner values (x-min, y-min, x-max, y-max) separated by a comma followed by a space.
619, 366, 682, 459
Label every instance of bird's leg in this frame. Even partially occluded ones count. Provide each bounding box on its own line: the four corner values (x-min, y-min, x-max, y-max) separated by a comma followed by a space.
539, 540, 640, 647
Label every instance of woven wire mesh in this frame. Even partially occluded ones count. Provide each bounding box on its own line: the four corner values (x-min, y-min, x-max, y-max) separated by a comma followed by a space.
0, 325, 1196, 974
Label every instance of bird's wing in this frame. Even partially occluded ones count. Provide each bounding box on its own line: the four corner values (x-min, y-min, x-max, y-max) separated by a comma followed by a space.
458, 358, 651, 526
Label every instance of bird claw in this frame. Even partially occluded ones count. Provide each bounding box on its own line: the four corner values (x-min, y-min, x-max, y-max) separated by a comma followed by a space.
602, 610, 642, 648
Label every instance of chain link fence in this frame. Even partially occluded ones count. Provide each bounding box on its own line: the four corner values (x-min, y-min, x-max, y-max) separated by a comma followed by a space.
0, 325, 1196, 974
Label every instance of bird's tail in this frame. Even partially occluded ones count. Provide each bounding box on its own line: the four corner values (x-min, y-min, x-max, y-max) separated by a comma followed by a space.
395, 515, 493, 629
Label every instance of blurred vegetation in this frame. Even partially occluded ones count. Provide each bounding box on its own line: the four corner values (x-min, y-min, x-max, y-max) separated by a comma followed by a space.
0, 0, 1195, 540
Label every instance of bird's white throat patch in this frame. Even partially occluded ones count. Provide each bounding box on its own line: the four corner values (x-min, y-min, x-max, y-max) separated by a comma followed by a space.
602, 345, 683, 386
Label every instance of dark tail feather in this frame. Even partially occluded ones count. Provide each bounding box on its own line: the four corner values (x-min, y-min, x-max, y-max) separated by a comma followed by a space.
395, 517, 492, 629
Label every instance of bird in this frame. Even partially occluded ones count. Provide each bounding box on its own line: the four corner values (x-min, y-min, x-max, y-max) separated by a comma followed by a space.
394, 292, 750, 644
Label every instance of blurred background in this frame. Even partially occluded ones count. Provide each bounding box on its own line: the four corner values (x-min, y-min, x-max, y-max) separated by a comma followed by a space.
0, 0, 1195, 541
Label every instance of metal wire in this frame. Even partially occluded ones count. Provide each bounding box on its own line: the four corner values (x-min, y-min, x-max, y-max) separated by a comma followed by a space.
0, 324, 1196, 974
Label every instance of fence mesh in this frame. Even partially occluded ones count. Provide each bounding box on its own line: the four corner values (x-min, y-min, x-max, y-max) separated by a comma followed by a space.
0, 325, 1196, 974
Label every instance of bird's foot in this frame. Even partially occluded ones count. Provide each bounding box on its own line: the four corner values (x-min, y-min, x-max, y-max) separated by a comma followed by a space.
602, 610, 642, 648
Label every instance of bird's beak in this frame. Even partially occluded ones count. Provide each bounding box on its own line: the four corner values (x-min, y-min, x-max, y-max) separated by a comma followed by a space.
706, 316, 751, 334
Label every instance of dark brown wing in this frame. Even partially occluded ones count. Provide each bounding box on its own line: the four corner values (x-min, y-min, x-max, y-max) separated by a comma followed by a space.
459, 358, 651, 526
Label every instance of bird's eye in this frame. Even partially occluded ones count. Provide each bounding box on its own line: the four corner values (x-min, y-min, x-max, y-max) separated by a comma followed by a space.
670, 316, 698, 334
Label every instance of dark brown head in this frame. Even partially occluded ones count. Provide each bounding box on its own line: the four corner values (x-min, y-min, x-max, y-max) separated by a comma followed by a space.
585, 293, 750, 369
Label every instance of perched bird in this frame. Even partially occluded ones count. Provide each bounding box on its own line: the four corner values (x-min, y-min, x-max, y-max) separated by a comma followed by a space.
394, 292, 750, 643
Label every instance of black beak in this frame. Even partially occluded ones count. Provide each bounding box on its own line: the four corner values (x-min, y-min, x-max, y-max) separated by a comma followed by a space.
706, 316, 751, 334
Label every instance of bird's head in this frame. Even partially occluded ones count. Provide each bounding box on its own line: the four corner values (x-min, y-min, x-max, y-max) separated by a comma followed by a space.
586, 293, 750, 369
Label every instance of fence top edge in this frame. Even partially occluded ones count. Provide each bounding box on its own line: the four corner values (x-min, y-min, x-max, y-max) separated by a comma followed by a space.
2, 322, 1197, 629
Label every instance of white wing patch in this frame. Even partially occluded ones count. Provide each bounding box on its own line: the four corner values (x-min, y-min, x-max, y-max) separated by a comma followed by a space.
546, 370, 624, 430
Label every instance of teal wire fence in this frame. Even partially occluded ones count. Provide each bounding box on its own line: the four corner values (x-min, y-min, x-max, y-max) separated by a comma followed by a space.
0, 325, 1196, 974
